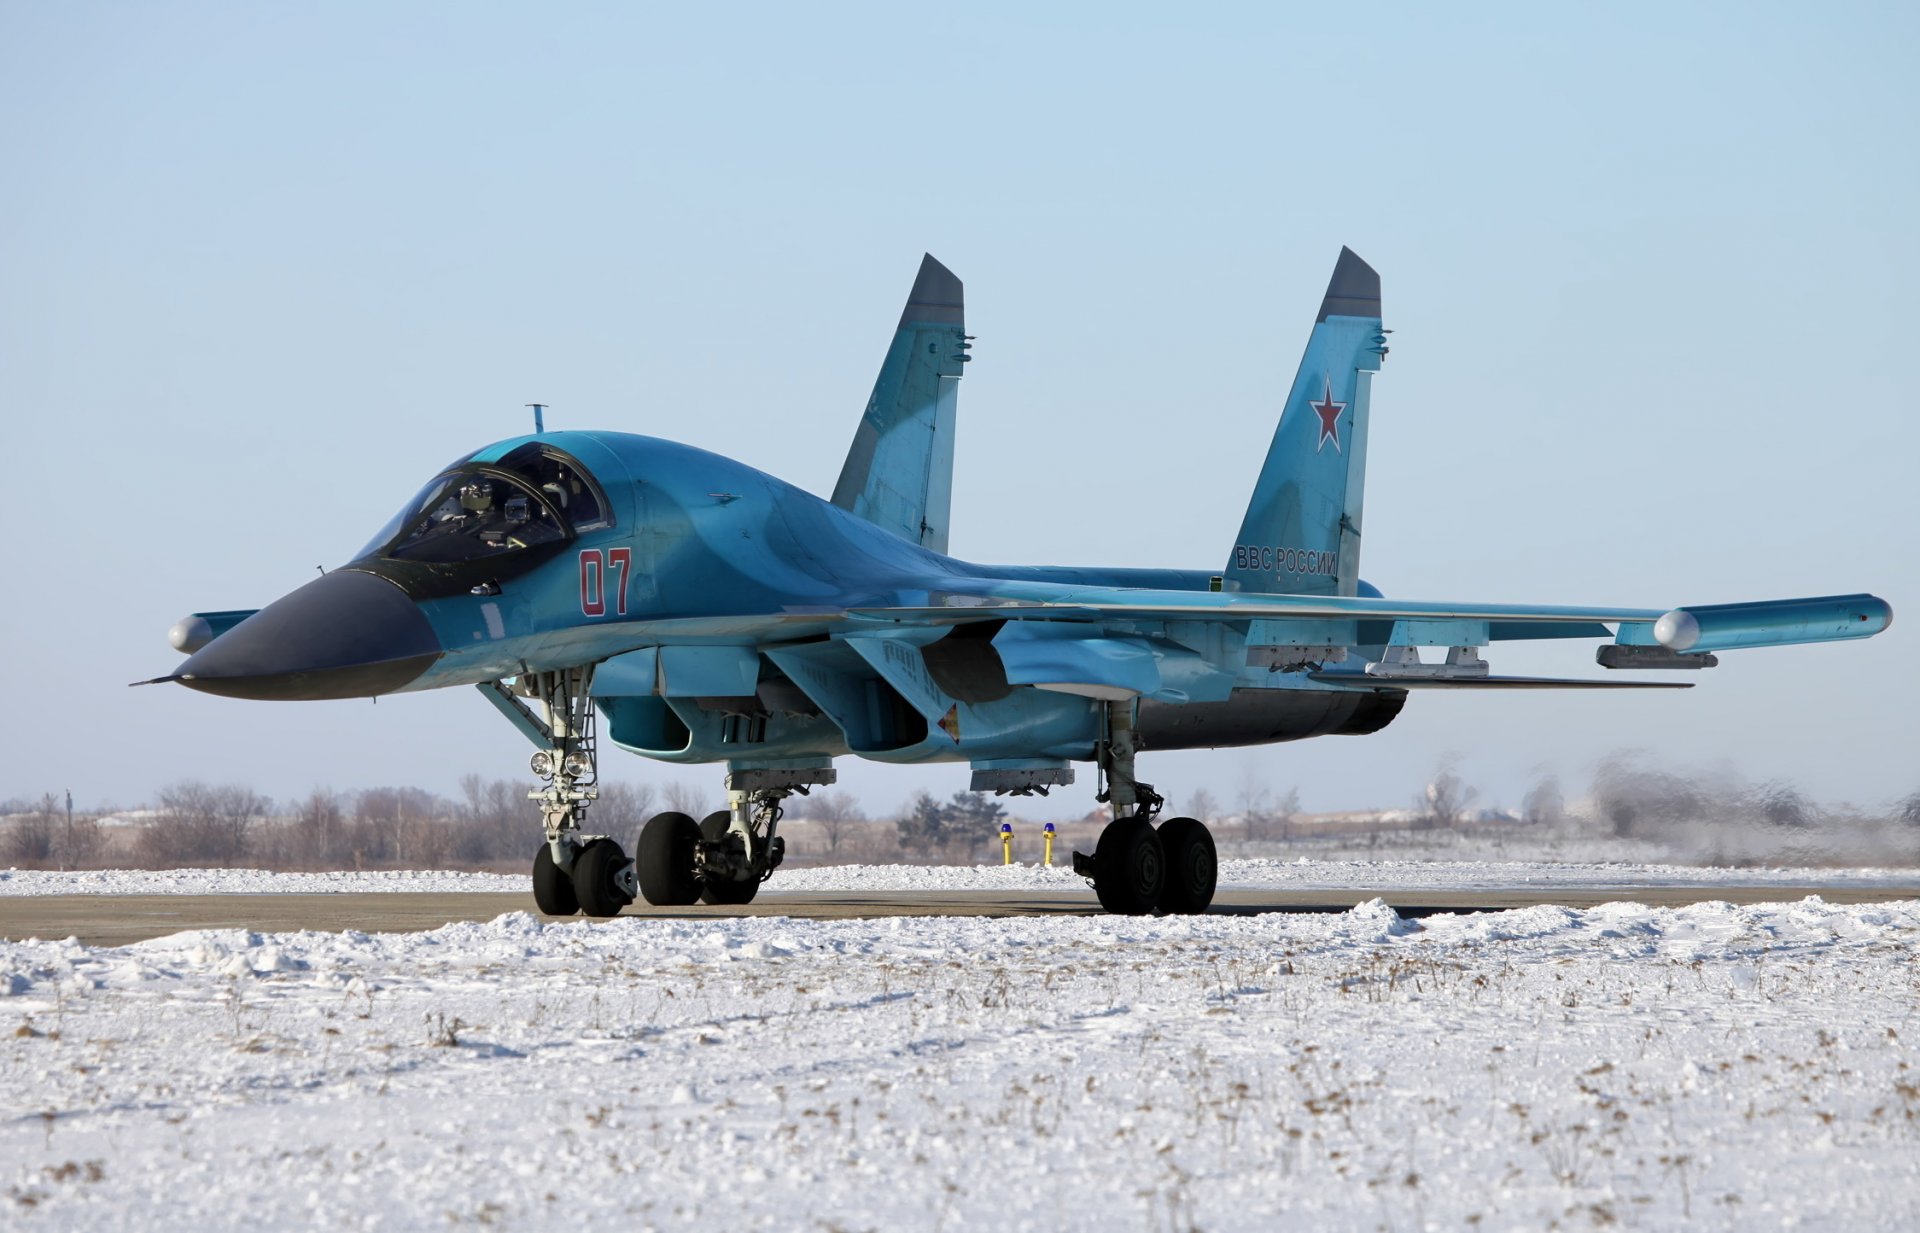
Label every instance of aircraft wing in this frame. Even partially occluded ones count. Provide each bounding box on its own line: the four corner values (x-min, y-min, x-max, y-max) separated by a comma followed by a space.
854, 589, 1657, 629
847, 582, 1892, 659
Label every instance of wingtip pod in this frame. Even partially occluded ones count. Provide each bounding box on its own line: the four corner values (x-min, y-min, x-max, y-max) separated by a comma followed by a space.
900, 253, 964, 328
1654, 594, 1893, 654
1317, 246, 1380, 321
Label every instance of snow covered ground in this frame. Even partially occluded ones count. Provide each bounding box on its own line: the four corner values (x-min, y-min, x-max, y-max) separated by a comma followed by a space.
5, 893, 1919, 1228
767, 857, 1920, 895
0, 867, 528, 896
7, 856, 1919, 897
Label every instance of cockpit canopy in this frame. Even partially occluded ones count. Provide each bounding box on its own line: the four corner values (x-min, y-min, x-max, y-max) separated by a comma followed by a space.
357, 444, 610, 566
380, 469, 567, 563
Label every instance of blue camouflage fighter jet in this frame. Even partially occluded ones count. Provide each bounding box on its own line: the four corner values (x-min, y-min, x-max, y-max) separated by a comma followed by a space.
145, 250, 1893, 917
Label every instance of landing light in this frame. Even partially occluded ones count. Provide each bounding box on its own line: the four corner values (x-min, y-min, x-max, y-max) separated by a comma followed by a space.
562, 751, 591, 778
530, 751, 555, 777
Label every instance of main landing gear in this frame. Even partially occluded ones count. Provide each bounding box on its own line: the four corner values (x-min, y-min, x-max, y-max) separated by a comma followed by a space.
476, 665, 826, 918
633, 767, 831, 908
481, 668, 638, 920
1072, 701, 1218, 916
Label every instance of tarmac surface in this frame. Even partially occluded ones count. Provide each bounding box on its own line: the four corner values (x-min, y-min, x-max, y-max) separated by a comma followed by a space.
5, 883, 1920, 946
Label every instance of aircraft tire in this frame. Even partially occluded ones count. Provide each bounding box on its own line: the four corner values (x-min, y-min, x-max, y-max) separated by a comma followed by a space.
637, 812, 702, 906
1092, 815, 1165, 915
697, 811, 760, 906
1154, 817, 1217, 915
574, 837, 635, 918
531, 842, 579, 916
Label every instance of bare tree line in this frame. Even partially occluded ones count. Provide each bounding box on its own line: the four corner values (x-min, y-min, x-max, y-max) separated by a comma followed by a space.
7, 755, 1920, 871
1177, 752, 1920, 867
0, 780, 1017, 872
0, 791, 105, 870
0, 778, 657, 872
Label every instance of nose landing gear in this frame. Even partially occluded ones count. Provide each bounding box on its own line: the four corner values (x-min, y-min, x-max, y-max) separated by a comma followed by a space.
480, 669, 636, 919
531, 841, 579, 916
571, 835, 638, 918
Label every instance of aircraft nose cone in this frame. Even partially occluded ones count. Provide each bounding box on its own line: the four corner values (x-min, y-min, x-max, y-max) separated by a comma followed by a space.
176, 569, 441, 701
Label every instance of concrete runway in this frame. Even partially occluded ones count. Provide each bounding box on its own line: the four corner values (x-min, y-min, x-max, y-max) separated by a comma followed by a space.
5, 882, 1918, 946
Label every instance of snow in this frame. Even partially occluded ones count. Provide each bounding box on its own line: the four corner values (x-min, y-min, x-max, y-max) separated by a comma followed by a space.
5, 890, 1920, 1228
768, 857, 1920, 894
6, 857, 1916, 897
0, 867, 528, 896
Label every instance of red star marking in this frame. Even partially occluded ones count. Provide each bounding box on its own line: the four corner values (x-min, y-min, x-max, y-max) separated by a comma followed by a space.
1309, 379, 1346, 454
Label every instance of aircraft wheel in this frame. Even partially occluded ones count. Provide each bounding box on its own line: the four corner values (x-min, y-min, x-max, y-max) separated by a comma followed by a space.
1092, 815, 1165, 915
1155, 816, 1218, 915
531, 842, 579, 916
636, 812, 702, 906
697, 811, 760, 906
574, 837, 635, 918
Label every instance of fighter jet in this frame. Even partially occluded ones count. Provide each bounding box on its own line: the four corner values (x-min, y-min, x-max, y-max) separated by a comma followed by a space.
143, 250, 1893, 917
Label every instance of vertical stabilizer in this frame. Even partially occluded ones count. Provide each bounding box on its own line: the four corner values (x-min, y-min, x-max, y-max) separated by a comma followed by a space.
832, 254, 970, 554
1225, 247, 1388, 596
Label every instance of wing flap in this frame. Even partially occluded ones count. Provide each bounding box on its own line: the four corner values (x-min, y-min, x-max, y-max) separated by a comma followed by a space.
1311, 672, 1692, 690
847, 588, 1663, 629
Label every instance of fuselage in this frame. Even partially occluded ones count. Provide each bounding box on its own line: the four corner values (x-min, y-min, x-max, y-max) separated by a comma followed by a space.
410, 431, 1224, 680
171, 430, 1404, 768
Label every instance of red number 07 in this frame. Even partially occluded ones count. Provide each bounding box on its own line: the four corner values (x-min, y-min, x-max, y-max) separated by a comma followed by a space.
579, 548, 631, 617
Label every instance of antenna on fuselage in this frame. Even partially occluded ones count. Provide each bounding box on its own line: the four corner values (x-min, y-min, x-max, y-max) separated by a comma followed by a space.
526, 403, 547, 434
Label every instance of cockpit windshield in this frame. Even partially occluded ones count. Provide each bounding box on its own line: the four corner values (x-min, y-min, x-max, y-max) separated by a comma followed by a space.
373, 468, 569, 564
354, 445, 614, 566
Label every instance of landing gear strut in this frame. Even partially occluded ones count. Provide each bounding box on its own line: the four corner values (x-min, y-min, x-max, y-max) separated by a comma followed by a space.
634, 766, 831, 907
696, 811, 759, 906
479, 668, 637, 919
1073, 701, 1217, 916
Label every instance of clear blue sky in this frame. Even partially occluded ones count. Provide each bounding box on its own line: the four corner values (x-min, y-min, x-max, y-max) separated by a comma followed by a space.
3, 2, 1915, 818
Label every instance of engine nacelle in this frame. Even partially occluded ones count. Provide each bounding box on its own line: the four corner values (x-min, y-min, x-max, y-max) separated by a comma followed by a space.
1139, 686, 1406, 751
